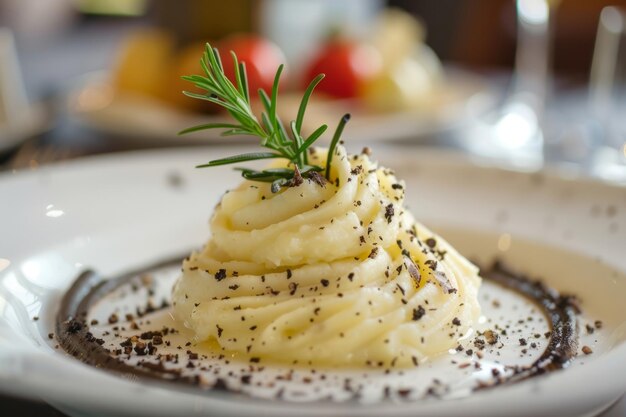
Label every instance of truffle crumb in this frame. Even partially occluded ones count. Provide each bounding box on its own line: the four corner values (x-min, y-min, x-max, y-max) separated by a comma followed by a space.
412, 306, 426, 321
484, 330, 499, 345
384, 204, 395, 223
214, 269, 227, 281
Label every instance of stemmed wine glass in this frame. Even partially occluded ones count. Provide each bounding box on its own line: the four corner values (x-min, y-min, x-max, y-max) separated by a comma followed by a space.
466, 0, 556, 170
587, 6, 626, 183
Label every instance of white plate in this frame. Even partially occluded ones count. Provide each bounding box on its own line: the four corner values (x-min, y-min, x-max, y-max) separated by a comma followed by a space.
65, 69, 496, 146
1, 146, 625, 417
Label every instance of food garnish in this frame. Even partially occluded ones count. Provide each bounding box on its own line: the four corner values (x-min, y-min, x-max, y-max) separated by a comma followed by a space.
179, 43, 350, 191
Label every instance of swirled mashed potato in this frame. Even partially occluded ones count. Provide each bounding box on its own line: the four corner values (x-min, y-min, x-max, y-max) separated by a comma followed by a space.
172, 146, 481, 368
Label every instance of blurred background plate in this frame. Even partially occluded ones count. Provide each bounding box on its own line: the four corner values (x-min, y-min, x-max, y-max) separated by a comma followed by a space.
66, 67, 496, 146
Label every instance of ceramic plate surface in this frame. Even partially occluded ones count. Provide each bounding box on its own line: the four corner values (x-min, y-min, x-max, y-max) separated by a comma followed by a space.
0, 146, 625, 417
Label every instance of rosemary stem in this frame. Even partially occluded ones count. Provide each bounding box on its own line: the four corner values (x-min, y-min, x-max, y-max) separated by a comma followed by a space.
325, 113, 351, 181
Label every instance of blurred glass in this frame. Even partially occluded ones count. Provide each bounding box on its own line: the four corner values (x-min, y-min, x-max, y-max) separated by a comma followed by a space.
0, 28, 48, 153
0, 0, 75, 40
0, 29, 28, 127
466, 0, 556, 169
588, 6, 626, 182
538, 6, 626, 183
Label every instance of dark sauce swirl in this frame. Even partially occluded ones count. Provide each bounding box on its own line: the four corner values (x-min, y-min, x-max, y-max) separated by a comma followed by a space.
55, 258, 202, 386
474, 260, 579, 389
55, 258, 581, 397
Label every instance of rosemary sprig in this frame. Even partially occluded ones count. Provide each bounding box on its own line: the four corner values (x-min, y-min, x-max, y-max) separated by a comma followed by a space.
179, 43, 350, 192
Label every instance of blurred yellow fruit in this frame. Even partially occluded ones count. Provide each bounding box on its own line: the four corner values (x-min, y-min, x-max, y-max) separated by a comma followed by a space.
168, 41, 220, 113
361, 56, 434, 113
362, 8, 442, 113
112, 29, 174, 100
415, 44, 443, 82
371, 8, 425, 67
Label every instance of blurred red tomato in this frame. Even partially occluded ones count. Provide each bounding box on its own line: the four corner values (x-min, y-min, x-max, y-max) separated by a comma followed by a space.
218, 35, 286, 96
303, 40, 382, 99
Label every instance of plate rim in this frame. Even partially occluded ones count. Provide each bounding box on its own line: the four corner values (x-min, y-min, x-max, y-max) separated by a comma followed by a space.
1, 145, 625, 417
